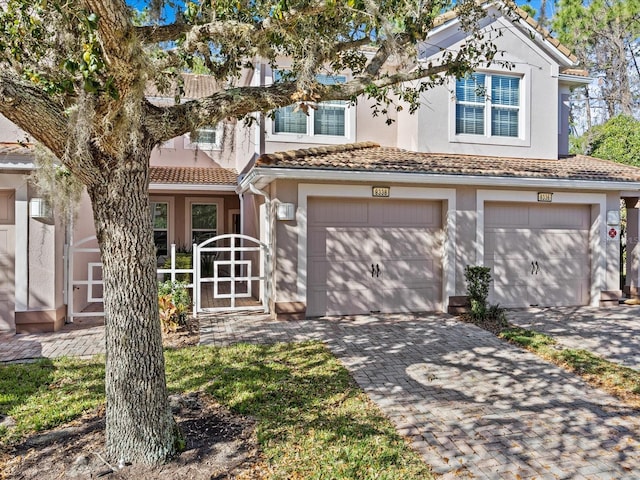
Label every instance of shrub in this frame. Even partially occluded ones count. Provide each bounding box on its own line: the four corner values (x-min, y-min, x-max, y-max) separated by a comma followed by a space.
464, 265, 492, 320
163, 253, 192, 282
158, 280, 191, 333
464, 265, 507, 328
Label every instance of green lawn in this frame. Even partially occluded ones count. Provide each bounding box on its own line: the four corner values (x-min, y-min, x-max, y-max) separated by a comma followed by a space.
500, 327, 640, 408
0, 341, 433, 479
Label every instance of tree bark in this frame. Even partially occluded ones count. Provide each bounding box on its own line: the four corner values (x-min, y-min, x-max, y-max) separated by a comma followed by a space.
87, 147, 179, 465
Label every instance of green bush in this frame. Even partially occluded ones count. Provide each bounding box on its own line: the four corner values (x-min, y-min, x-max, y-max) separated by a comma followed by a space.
158, 280, 191, 332
464, 265, 506, 326
163, 253, 192, 282
464, 265, 492, 319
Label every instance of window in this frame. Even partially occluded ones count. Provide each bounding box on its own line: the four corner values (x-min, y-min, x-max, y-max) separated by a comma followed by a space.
186, 124, 223, 150
272, 73, 350, 139
150, 202, 168, 256
455, 73, 520, 138
191, 203, 217, 244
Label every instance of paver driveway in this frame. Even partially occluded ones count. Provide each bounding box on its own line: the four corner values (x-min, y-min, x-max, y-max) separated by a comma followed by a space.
201, 313, 640, 479
509, 306, 640, 370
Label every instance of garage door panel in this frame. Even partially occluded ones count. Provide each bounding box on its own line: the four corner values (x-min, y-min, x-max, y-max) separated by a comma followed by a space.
529, 205, 590, 229
485, 205, 530, 227
530, 280, 589, 307
378, 258, 439, 284
326, 228, 379, 259
308, 198, 369, 225
379, 286, 441, 312
486, 230, 588, 257
377, 200, 441, 227
488, 283, 530, 308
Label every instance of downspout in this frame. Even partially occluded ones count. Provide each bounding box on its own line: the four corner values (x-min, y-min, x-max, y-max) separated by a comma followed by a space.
248, 183, 275, 315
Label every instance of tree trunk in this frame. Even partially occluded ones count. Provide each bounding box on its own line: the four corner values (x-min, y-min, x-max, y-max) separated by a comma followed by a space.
87, 150, 179, 465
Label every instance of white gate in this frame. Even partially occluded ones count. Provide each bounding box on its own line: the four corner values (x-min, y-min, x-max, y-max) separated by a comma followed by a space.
67, 234, 270, 319
195, 234, 270, 313
66, 236, 104, 322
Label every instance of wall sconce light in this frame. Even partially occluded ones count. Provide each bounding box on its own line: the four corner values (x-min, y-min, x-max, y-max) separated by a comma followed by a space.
276, 203, 295, 221
30, 198, 54, 224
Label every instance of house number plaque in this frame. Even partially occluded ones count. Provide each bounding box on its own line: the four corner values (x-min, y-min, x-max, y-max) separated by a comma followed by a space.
537, 192, 553, 202
372, 186, 390, 197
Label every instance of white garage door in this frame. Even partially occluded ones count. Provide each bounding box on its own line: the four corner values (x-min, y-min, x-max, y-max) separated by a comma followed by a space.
307, 198, 443, 316
485, 202, 591, 308
0, 191, 15, 331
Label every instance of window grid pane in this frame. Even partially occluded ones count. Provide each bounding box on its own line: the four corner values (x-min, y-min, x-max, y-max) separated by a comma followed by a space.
274, 105, 307, 134
456, 104, 485, 135
491, 75, 520, 106
456, 74, 486, 104
491, 107, 519, 137
315, 105, 346, 136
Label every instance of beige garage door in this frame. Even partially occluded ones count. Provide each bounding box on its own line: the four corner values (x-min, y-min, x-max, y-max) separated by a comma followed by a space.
484, 202, 591, 308
307, 197, 443, 316
0, 191, 15, 331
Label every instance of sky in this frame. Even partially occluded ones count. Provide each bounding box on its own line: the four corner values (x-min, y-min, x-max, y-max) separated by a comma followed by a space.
128, 0, 552, 25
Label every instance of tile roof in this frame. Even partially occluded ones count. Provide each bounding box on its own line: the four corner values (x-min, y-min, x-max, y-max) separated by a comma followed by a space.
146, 74, 222, 99
0, 142, 33, 156
255, 142, 640, 183
150, 166, 238, 185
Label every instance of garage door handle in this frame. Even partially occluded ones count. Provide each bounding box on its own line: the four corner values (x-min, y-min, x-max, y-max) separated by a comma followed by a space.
531, 261, 535, 275
371, 264, 376, 277
535, 261, 539, 275
376, 264, 380, 278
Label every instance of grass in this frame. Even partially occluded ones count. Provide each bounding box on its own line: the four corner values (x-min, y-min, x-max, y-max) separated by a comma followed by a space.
500, 327, 640, 408
0, 342, 433, 479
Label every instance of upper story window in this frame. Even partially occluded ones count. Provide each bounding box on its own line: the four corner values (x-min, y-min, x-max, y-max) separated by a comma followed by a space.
268, 73, 355, 144
455, 73, 520, 138
185, 124, 223, 150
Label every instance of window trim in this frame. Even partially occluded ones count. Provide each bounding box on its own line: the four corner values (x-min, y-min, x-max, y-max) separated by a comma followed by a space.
449, 67, 531, 147
185, 197, 224, 246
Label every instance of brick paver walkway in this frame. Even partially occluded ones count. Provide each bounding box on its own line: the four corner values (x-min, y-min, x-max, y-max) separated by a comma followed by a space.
509, 306, 640, 370
201, 312, 640, 479
0, 318, 105, 362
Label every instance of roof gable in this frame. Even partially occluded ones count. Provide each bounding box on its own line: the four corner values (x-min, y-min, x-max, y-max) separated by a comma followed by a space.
424, 1, 584, 72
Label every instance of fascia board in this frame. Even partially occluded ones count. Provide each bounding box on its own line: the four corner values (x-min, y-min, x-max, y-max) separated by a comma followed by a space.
244, 167, 640, 192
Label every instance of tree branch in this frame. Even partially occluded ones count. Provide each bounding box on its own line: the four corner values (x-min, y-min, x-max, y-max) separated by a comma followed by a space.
136, 21, 191, 44
0, 74, 67, 158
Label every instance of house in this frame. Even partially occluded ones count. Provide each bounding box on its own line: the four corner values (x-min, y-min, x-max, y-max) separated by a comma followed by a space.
2, 3, 640, 332
236, 3, 640, 319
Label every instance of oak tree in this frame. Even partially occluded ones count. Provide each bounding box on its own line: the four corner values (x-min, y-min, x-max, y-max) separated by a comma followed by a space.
0, 0, 501, 465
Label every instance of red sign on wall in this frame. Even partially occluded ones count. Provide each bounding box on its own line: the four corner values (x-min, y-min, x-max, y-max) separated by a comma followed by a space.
609, 228, 618, 239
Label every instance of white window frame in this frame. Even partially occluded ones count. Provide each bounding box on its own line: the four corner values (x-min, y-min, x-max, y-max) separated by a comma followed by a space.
265, 72, 356, 144
449, 67, 531, 147
149, 196, 175, 256
186, 197, 224, 245
184, 124, 224, 151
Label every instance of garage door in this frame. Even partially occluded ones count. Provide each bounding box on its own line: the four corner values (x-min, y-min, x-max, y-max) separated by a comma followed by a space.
484, 202, 591, 308
307, 197, 443, 316
0, 191, 15, 331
